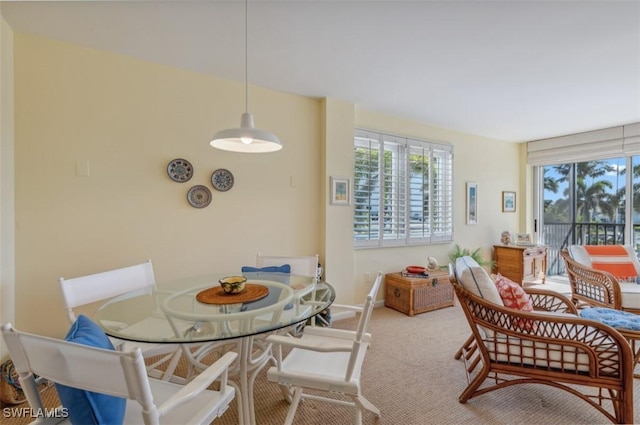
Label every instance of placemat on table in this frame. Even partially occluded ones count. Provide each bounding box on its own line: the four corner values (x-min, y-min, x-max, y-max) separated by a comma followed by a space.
196, 283, 269, 305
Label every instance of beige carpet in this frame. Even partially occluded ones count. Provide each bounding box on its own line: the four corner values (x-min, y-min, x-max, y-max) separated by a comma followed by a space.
2, 303, 639, 424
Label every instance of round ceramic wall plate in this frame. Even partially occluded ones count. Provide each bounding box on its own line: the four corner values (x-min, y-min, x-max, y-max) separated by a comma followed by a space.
187, 185, 212, 208
167, 158, 194, 183
211, 169, 234, 192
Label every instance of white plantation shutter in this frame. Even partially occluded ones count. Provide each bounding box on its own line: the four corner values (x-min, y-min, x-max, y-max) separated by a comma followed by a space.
354, 132, 381, 247
354, 129, 453, 248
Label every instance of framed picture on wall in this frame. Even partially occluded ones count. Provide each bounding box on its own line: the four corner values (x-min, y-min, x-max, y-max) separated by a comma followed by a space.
330, 176, 350, 206
466, 182, 478, 225
502, 191, 516, 212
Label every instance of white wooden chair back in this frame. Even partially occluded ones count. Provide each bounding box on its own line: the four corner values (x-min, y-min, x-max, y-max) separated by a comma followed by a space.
59, 260, 156, 322
256, 253, 319, 278
2, 323, 236, 425
346, 272, 382, 380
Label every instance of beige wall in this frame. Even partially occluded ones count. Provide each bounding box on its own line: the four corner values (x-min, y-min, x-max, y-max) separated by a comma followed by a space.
352, 110, 522, 303
10, 33, 523, 338
14, 34, 322, 337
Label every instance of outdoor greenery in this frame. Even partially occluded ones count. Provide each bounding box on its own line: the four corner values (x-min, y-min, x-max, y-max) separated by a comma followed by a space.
543, 160, 640, 224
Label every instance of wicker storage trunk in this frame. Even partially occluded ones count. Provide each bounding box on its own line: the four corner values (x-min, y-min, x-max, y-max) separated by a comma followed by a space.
384, 270, 453, 316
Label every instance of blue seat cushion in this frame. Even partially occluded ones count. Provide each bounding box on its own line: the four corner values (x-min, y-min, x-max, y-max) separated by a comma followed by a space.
241, 265, 291, 274
241, 265, 292, 311
55, 315, 126, 425
580, 307, 640, 331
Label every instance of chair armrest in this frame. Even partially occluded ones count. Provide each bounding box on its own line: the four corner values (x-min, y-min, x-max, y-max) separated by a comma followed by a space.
524, 287, 577, 314
329, 303, 363, 313
302, 325, 371, 342
266, 334, 354, 353
157, 351, 237, 415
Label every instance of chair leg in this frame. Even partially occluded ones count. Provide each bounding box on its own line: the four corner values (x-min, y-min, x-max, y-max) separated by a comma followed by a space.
354, 394, 380, 418
354, 406, 362, 425
455, 334, 474, 360
284, 387, 303, 425
278, 383, 294, 403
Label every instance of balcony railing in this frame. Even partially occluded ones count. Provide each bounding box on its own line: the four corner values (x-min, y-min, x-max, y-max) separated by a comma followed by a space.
543, 222, 640, 276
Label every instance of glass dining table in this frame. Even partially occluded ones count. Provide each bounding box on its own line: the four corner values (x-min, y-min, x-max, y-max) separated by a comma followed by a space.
92, 272, 335, 425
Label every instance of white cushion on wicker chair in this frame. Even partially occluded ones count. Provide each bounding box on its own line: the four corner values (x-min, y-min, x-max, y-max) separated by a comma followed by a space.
620, 283, 640, 310
455, 256, 503, 306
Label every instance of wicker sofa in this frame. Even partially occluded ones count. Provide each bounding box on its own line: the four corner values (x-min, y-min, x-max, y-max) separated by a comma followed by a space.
451, 256, 634, 424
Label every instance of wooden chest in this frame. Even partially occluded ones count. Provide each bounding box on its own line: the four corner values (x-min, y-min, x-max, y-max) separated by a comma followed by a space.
384, 270, 453, 316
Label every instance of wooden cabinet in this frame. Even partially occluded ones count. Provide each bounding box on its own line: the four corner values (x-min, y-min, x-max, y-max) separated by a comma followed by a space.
493, 245, 547, 285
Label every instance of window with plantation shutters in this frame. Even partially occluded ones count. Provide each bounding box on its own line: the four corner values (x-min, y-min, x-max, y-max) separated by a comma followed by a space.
354, 129, 453, 248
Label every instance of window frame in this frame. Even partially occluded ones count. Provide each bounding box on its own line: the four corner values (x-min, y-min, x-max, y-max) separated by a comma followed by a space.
353, 129, 453, 248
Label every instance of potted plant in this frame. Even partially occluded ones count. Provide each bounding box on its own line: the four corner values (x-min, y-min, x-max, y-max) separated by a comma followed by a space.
448, 244, 494, 268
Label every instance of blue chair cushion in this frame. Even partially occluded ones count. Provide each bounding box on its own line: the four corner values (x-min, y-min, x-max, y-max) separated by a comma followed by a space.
55, 315, 126, 425
241, 265, 292, 311
580, 307, 640, 331
241, 265, 291, 274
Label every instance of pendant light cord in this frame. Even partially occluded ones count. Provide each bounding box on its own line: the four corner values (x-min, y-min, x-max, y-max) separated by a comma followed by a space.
244, 0, 249, 114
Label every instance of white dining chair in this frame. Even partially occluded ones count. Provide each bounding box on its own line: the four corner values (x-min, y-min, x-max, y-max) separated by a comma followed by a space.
266, 271, 383, 425
256, 253, 320, 278
254, 253, 321, 330
58, 260, 189, 382
1, 321, 237, 425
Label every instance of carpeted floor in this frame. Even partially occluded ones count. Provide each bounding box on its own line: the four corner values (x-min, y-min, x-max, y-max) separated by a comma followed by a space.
2, 303, 639, 424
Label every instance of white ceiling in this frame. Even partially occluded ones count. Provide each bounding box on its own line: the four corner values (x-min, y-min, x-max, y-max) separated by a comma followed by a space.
2, 0, 639, 143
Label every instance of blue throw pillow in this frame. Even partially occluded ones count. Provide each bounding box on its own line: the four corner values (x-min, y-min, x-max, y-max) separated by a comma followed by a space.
55, 315, 126, 425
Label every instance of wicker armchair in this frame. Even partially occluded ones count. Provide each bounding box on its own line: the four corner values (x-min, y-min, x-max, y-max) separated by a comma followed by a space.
451, 260, 634, 424
561, 249, 640, 314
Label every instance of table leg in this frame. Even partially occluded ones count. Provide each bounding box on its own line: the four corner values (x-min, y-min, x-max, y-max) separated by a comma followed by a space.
177, 335, 272, 425
237, 336, 254, 425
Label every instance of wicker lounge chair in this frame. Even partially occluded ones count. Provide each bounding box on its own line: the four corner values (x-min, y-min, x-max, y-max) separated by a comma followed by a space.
561, 249, 640, 314
451, 256, 634, 424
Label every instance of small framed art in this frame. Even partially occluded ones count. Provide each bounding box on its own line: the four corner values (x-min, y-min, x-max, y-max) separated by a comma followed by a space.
330, 176, 350, 206
502, 191, 516, 212
466, 182, 478, 225
515, 233, 533, 246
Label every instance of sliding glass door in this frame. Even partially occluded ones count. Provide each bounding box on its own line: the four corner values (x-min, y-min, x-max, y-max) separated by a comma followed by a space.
539, 156, 638, 276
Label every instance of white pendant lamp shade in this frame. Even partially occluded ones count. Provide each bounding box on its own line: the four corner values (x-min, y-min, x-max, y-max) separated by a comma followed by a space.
210, 113, 282, 153
210, 0, 282, 153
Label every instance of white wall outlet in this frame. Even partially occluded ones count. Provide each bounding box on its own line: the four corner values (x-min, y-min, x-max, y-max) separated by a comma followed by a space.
364, 272, 371, 283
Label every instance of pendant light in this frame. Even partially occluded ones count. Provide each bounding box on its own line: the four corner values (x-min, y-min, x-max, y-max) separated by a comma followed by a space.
210, 0, 282, 153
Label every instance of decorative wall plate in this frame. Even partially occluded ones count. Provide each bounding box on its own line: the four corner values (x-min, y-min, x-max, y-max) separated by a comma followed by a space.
187, 185, 212, 208
211, 169, 234, 192
167, 158, 194, 183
